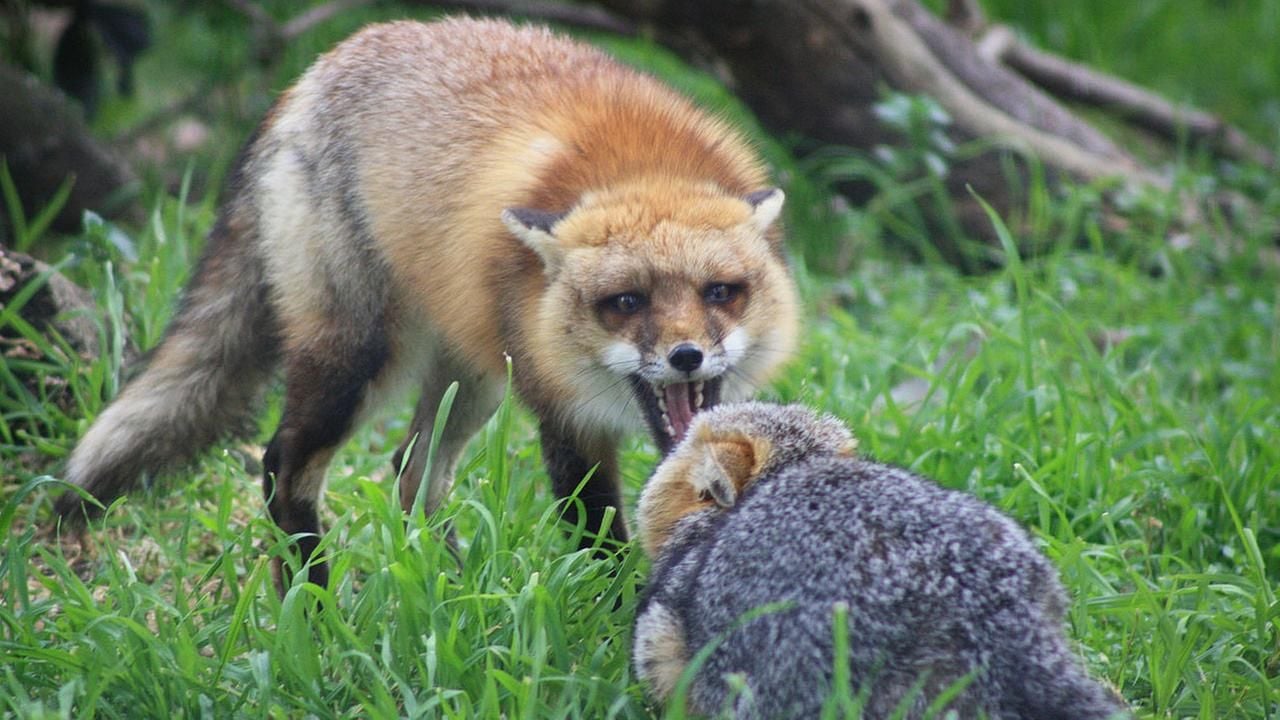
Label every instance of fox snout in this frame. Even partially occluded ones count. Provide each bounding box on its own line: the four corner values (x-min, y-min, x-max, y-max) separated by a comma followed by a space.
618, 335, 740, 454
667, 343, 703, 373
639, 337, 728, 386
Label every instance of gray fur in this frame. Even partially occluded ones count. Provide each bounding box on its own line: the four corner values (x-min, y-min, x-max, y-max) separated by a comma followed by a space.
635, 403, 1128, 720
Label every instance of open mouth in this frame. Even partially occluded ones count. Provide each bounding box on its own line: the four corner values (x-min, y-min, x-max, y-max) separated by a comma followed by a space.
631, 375, 724, 456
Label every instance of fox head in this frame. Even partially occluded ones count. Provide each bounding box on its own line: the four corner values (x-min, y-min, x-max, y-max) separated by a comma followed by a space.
503, 179, 799, 453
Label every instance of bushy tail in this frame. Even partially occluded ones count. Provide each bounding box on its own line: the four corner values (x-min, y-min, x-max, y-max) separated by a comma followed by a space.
54, 205, 279, 524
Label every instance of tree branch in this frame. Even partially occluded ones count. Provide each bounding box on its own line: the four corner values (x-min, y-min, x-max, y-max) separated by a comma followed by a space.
281, 0, 378, 40
977, 24, 1275, 168
944, 0, 985, 36
404, 0, 637, 36
229, 0, 637, 62
822, 0, 1162, 187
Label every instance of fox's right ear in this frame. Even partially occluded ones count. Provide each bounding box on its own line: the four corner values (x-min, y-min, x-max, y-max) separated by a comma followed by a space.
502, 208, 567, 274
744, 188, 785, 233
698, 432, 772, 508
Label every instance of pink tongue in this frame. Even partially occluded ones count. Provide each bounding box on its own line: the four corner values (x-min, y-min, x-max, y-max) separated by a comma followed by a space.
664, 382, 694, 442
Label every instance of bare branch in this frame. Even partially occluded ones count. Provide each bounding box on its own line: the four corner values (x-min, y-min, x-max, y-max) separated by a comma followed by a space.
226, 0, 381, 62
231, 0, 637, 56
945, 0, 985, 35
281, 0, 378, 41
225, 0, 277, 31
823, 0, 1162, 187
979, 24, 1275, 168
405, 0, 637, 36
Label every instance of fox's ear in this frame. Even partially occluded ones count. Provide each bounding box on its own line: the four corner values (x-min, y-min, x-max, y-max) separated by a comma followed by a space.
697, 432, 772, 507
744, 188, 785, 233
502, 207, 567, 273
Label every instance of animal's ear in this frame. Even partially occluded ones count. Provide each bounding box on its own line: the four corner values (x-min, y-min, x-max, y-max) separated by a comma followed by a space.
502, 207, 567, 273
744, 188, 785, 234
698, 432, 771, 507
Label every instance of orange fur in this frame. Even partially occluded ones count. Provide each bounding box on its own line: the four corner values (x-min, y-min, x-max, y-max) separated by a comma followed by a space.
303, 19, 782, 381
59, 17, 801, 590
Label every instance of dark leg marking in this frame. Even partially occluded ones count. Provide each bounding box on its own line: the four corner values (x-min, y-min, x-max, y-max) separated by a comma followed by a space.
263, 331, 388, 594
540, 422, 629, 551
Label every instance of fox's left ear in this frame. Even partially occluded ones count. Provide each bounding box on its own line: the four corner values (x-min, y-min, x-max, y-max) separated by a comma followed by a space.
502, 207, 568, 274
744, 188, 785, 233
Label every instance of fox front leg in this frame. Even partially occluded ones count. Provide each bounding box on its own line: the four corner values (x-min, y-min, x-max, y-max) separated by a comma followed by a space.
539, 421, 629, 550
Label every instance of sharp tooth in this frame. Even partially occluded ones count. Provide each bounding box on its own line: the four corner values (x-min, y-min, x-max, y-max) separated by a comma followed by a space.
652, 384, 663, 398
662, 411, 674, 436
657, 394, 667, 412
694, 381, 705, 409
665, 423, 676, 437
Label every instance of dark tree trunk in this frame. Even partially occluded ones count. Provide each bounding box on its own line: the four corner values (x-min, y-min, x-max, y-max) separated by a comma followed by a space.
589, 0, 1265, 250
0, 63, 139, 244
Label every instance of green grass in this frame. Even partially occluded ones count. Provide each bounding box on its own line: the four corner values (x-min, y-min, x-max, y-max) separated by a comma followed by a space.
4, 1, 1280, 718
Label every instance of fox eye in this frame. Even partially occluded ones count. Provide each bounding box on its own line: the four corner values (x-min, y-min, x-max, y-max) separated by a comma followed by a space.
704, 283, 741, 304
605, 292, 647, 315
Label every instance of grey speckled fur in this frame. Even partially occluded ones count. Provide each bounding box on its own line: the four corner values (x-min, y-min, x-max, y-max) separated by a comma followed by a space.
635, 403, 1128, 720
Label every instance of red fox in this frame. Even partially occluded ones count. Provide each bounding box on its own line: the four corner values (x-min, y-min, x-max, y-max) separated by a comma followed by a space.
53, 17, 799, 590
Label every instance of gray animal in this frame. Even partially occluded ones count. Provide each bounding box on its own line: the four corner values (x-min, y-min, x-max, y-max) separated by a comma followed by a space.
633, 402, 1127, 719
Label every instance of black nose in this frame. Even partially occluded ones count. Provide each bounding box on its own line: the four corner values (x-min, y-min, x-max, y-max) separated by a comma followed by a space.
668, 344, 704, 372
